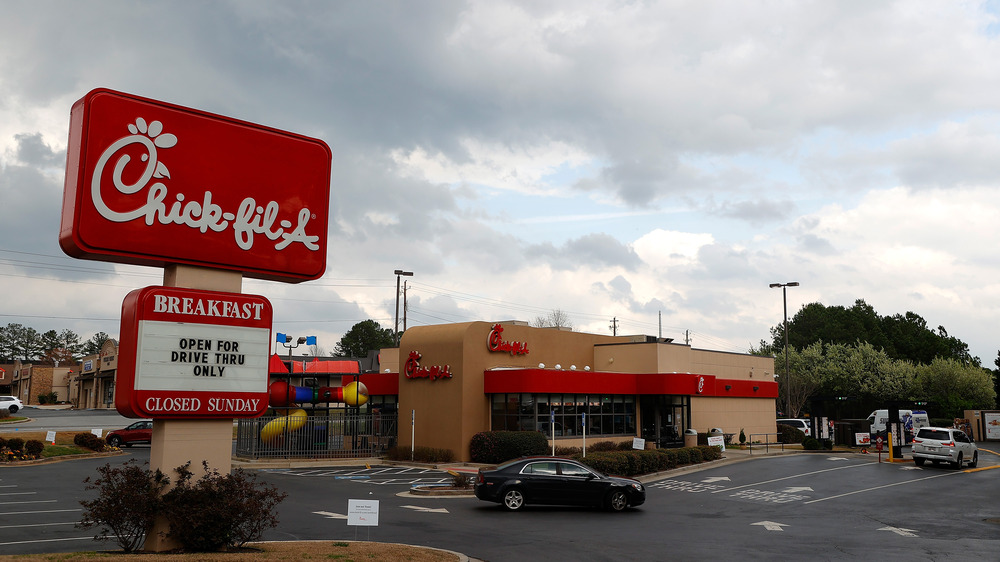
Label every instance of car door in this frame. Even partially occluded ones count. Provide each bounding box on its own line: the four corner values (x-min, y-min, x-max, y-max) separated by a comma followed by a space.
954, 430, 974, 461
519, 461, 561, 504
557, 461, 604, 506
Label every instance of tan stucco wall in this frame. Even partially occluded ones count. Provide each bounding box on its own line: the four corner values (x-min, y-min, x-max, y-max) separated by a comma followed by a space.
690, 396, 777, 440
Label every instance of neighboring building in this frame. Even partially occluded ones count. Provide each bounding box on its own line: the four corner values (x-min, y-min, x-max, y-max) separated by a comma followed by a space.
9, 361, 72, 405
0, 364, 13, 395
73, 339, 119, 409
345, 321, 777, 463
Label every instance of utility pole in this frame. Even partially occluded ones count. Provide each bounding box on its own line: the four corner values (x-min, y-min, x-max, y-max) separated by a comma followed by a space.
658, 311, 661, 339
609, 317, 618, 336
403, 280, 409, 331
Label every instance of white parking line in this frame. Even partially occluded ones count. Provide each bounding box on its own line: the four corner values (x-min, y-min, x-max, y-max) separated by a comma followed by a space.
804, 471, 960, 504
0, 500, 57, 505
0, 509, 81, 516
0, 536, 96, 547
711, 463, 873, 494
0, 522, 77, 529
0, 492, 36, 496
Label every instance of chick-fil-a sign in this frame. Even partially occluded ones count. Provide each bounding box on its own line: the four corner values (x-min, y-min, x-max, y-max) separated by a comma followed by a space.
60, 88, 332, 282
487, 324, 530, 356
404, 351, 452, 381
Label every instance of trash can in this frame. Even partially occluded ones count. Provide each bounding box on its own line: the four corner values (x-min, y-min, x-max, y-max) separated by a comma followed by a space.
684, 428, 698, 448
709, 427, 724, 445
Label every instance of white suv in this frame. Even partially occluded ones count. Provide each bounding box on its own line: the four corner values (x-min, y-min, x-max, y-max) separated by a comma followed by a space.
776, 418, 811, 437
0, 395, 23, 414
912, 427, 978, 469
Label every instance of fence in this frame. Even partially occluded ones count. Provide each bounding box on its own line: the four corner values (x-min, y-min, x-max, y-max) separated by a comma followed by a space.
235, 411, 398, 459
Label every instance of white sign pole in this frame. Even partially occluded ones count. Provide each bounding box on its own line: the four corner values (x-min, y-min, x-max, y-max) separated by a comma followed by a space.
582, 411, 587, 458
550, 409, 556, 456
411, 409, 415, 461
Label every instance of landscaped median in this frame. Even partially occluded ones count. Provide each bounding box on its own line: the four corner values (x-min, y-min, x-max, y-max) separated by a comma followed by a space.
0, 430, 120, 464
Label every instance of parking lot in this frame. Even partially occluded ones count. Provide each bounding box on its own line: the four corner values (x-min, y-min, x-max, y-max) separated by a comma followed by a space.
2, 441, 999, 559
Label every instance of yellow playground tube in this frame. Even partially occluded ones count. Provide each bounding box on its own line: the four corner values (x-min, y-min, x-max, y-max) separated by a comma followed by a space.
260, 408, 308, 444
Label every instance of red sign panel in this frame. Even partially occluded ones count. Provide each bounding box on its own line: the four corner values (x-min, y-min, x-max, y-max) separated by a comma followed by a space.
60, 88, 331, 282
116, 286, 272, 419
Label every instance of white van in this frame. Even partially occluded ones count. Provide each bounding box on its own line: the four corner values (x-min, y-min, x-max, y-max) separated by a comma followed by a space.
866, 409, 929, 442
776, 418, 811, 437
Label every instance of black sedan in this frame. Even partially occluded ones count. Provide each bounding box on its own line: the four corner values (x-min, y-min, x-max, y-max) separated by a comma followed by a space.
474, 456, 645, 512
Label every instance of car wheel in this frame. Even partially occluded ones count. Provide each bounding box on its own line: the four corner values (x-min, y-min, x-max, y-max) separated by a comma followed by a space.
969, 451, 978, 468
8, 405, 17, 414
913, 457, 925, 467
606, 489, 628, 512
953, 452, 963, 469
108, 435, 123, 448
502, 488, 525, 511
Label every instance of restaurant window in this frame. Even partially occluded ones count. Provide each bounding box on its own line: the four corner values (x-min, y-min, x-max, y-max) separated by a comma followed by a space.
487, 393, 637, 438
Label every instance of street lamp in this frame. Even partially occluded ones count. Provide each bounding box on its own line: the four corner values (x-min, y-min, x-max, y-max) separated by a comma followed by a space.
394, 269, 413, 344
769, 282, 799, 417
276, 333, 316, 363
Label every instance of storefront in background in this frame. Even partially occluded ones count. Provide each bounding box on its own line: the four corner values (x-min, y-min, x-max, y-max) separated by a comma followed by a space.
375, 321, 777, 462
74, 339, 118, 409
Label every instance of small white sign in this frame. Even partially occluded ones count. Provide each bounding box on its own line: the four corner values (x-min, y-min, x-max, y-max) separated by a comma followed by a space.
45, 431, 57, 443
348, 499, 379, 527
707, 435, 726, 451
855, 433, 871, 446
632, 437, 645, 450
91, 428, 103, 438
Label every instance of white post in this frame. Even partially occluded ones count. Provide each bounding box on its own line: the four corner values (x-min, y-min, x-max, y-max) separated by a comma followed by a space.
582, 411, 587, 458
550, 409, 556, 456
410, 409, 415, 461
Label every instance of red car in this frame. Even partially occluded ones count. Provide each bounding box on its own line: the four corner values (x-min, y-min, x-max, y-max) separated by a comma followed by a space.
106, 420, 153, 448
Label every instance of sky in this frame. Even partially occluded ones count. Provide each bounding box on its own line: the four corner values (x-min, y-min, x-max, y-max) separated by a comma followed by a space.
2, 0, 1000, 364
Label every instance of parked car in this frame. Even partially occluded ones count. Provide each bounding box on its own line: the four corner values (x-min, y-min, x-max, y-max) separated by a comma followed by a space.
776, 418, 811, 437
911, 427, 978, 469
474, 456, 645, 512
105, 420, 153, 448
0, 395, 23, 414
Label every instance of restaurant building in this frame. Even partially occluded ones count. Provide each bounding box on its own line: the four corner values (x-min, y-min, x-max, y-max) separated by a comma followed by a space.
358, 321, 777, 462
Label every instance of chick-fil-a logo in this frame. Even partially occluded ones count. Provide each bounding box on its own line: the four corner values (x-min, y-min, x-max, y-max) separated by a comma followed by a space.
697, 376, 705, 394
487, 324, 529, 356
404, 351, 452, 381
91, 117, 320, 253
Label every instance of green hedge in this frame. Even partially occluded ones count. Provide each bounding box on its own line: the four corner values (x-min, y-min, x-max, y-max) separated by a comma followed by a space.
469, 431, 549, 464
571, 445, 722, 477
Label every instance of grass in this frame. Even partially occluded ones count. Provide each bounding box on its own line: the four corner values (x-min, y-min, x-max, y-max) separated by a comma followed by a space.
0, 431, 111, 460
0, 541, 459, 561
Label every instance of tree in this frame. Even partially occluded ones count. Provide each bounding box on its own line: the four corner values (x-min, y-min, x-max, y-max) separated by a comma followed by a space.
82, 332, 111, 356
334, 320, 395, 357
3, 323, 43, 361
531, 309, 573, 330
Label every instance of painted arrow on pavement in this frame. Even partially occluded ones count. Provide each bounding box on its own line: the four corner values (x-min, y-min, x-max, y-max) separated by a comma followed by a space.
401, 505, 450, 513
827, 457, 850, 461
751, 521, 788, 531
701, 476, 731, 483
900, 466, 923, 470
313, 511, 347, 519
878, 526, 918, 537
782, 486, 813, 493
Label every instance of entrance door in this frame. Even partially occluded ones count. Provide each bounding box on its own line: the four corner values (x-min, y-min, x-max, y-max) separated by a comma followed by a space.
640, 396, 687, 447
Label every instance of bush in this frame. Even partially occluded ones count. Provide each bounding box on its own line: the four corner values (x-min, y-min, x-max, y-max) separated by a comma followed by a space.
160, 462, 287, 552
74, 433, 107, 451
5, 437, 24, 452
78, 460, 169, 552
383, 445, 455, 463
573, 445, 720, 477
802, 437, 822, 450
25, 440, 44, 458
776, 424, 806, 444
469, 431, 548, 464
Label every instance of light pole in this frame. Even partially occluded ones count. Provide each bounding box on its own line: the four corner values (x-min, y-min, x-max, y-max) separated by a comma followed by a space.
394, 269, 413, 344
769, 282, 799, 417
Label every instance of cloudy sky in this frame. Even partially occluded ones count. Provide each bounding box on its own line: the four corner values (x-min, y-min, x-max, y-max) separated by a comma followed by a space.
2, 1, 1000, 364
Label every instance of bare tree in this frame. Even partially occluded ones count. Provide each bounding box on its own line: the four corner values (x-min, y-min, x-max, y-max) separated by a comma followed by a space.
531, 309, 573, 330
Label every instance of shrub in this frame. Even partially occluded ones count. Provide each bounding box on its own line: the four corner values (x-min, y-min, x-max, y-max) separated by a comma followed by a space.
78, 460, 169, 552
382, 445, 454, 463
588, 441, 622, 452
160, 462, 287, 551
776, 424, 806, 444
25, 440, 44, 458
6, 437, 24, 452
802, 437, 822, 450
469, 431, 547, 464
0, 436, 6, 449
554, 445, 582, 456
74, 433, 107, 451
